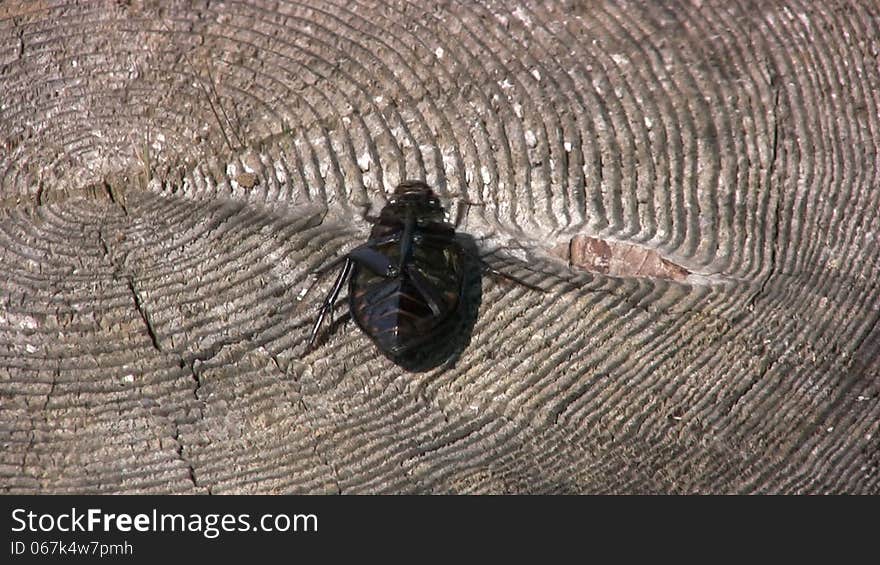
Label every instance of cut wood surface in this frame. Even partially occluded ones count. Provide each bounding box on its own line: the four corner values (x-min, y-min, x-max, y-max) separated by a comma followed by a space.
1, 0, 878, 493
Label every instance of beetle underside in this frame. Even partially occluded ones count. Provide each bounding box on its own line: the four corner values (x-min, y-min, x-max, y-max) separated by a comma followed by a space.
305, 180, 541, 367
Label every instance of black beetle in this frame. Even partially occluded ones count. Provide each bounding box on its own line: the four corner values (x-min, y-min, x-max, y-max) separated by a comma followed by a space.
304, 180, 541, 362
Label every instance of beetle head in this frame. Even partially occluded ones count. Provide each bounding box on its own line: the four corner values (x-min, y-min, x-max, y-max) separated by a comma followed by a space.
393, 180, 434, 198
388, 180, 445, 218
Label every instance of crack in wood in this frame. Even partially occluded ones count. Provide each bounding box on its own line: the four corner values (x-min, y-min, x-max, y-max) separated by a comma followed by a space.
179, 332, 259, 369
310, 434, 343, 495
41, 369, 59, 413
97, 227, 161, 352
296, 397, 343, 494
748, 87, 783, 308
177, 358, 204, 403
126, 277, 161, 352
171, 423, 207, 493
723, 357, 774, 417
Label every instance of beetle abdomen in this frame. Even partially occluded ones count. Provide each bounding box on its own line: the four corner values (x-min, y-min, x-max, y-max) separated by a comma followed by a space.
349, 240, 463, 357
350, 277, 432, 355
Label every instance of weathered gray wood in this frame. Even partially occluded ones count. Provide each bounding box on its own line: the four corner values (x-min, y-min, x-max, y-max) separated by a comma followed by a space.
1, 0, 878, 493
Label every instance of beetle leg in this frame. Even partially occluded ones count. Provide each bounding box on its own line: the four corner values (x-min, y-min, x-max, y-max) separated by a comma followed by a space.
398, 210, 416, 272
297, 253, 350, 303
348, 246, 397, 277
357, 200, 383, 224
364, 232, 401, 247
307, 253, 347, 282
478, 260, 545, 292
455, 245, 545, 293
406, 265, 443, 316
453, 199, 469, 230
412, 233, 543, 292
301, 233, 401, 300
451, 198, 483, 229
311, 231, 401, 278
308, 258, 353, 350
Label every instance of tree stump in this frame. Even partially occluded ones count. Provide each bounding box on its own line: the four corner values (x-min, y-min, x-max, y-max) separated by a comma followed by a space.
1, 1, 878, 493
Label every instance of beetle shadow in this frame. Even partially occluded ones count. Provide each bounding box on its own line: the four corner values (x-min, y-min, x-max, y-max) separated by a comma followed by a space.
387, 234, 483, 373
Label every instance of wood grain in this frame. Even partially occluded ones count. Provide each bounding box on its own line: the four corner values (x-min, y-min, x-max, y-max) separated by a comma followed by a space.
1, 0, 878, 493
